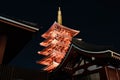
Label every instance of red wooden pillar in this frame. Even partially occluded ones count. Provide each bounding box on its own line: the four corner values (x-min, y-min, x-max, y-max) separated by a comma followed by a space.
105, 66, 120, 80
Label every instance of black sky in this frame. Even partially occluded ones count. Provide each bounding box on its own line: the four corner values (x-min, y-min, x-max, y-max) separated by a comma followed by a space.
0, 0, 120, 51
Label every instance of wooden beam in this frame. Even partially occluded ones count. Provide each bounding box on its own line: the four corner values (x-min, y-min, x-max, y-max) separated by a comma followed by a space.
0, 19, 39, 32
0, 35, 7, 64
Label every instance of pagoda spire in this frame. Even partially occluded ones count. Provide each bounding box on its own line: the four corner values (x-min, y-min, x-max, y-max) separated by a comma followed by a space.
57, 7, 62, 24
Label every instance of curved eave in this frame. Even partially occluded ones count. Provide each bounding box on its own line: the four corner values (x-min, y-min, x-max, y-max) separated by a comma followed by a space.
52, 39, 120, 72
0, 16, 39, 32
72, 43, 120, 60
111, 52, 120, 60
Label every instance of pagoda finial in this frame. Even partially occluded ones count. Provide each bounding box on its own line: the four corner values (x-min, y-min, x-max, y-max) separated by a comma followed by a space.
57, 7, 62, 24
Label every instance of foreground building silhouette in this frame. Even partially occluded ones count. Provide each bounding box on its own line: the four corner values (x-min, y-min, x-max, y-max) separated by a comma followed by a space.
0, 16, 47, 80
0, 8, 120, 80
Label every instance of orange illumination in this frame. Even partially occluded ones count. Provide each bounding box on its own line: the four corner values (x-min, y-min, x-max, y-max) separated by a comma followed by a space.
37, 22, 80, 72
43, 61, 59, 72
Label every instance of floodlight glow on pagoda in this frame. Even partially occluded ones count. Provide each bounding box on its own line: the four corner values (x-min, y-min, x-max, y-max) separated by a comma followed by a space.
36, 22, 80, 72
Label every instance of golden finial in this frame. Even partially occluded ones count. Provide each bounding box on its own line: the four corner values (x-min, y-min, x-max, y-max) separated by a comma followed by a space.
57, 7, 62, 24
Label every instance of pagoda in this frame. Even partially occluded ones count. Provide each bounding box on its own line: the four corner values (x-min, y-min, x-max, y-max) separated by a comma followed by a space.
36, 7, 120, 80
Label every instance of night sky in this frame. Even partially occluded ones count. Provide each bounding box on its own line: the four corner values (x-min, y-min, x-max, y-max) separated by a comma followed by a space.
1, 0, 120, 69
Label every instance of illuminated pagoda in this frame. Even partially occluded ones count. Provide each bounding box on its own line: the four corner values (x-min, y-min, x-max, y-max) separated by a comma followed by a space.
36, 7, 120, 80
0, 3, 120, 80
37, 21, 80, 72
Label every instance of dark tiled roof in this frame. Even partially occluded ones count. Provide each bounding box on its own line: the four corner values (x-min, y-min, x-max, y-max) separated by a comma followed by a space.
72, 38, 113, 52
72, 38, 120, 61
0, 16, 39, 32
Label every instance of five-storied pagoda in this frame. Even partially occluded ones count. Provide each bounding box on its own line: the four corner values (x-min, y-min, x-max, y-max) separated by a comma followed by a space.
36, 7, 120, 80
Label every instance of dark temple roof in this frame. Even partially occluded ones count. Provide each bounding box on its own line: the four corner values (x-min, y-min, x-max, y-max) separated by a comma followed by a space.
0, 16, 39, 32
72, 38, 113, 52
53, 38, 120, 72
71, 38, 120, 64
